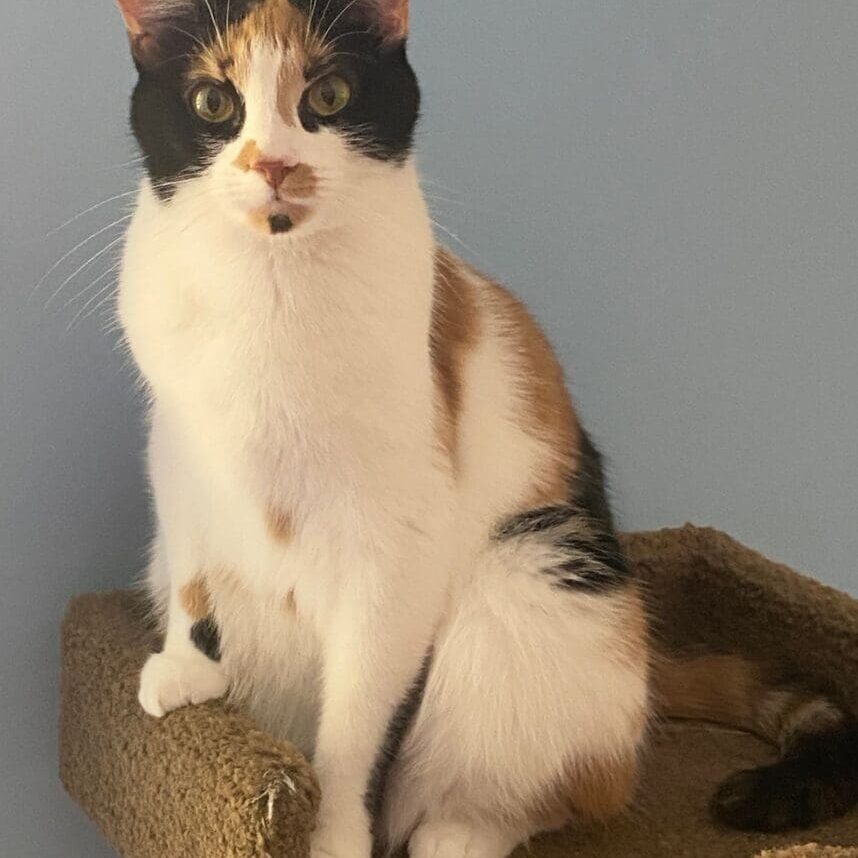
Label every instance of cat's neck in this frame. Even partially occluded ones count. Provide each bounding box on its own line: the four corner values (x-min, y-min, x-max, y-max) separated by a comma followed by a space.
120, 159, 437, 414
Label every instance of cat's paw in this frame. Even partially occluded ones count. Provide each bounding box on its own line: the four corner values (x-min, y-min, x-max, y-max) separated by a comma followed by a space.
138, 649, 228, 718
310, 840, 370, 858
409, 821, 517, 858
310, 817, 372, 858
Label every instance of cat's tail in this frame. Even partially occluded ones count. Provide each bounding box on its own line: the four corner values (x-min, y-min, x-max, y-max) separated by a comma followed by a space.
654, 654, 858, 831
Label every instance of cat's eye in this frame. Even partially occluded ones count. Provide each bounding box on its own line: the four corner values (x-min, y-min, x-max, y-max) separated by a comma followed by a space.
307, 75, 352, 118
191, 83, 236, 124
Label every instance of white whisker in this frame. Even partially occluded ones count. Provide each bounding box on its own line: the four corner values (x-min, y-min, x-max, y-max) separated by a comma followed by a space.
320, 0, 365, 46
99, 155, 147, 173
66, 273, 120, 333
324, 28, 372, 49
46, 235, 126, 308
64, 261, 122, 309
201, 0, 226, 53
431, 219, 482, 262
48, 193, 138, 237
306, 0, 320, 44
35, 215, 132, 296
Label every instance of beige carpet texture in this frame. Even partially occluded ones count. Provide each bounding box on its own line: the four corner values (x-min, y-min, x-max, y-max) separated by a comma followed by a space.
60, 526, 858, 857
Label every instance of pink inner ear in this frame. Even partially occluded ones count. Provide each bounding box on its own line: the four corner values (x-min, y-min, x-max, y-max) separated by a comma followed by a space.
372, 0, 410, 43
116, 0, 180, 66
116, 0, 147, 34
116, 0, 173, 35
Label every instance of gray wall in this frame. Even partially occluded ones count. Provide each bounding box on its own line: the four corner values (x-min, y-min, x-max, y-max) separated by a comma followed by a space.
1, 1, 856, 855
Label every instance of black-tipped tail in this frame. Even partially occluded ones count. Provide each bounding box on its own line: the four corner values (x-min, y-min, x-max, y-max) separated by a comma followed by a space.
656, 654, 858, 832
711, 722, 858, 832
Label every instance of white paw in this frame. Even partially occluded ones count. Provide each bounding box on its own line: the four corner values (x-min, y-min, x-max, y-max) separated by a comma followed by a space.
310, 840, 370, 858
138, 649, 229, 718
409, 821, 516, 858
310, 816, 372, 858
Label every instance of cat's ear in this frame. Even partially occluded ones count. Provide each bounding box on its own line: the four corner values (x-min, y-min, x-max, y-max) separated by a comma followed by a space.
115, 0, 191, 68
357, 0, 410, 46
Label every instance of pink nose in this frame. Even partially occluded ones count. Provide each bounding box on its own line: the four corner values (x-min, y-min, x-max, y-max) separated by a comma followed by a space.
253, 159, 295, 190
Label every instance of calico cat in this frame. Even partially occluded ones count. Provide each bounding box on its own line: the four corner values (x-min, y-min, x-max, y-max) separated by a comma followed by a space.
111, 1, 858, 855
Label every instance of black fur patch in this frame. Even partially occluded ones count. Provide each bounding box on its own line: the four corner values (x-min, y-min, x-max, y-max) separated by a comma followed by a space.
132, 72, 245, 200
497, 429, 630, 593
572, 429, 620, 533
128, 1, 255, 200
298, 32, 420, 164
498, 504, 576, 538
365, 650, 433, 852
191, 617, 223, 662
296, 0, 420, 162
712, 723, 858, 832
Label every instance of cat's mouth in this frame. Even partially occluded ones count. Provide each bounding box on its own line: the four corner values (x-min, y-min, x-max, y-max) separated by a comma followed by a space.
248, 201, 312, 236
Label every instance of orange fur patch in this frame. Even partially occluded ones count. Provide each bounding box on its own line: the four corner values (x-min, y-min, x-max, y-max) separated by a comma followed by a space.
248, 203, 312, 234
281, 163, 319, 198
235, 141, 318, 194
657, 654, 845, 750
430, 249, 482, 469
189, 0, 329, 126
248, 210, 272, 233
180, 576, 212, 621
283, 590, 298, 615
532, 752, 640, 830
565, 753, 640, 823
487, 279, 580, 506
655, 654, 761, 732
267, 507, 295, 544
233, 140, 262, 173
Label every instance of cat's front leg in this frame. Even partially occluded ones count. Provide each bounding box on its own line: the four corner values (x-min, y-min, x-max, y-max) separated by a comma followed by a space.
138, 537, 229, 718
311, 551, 443, 858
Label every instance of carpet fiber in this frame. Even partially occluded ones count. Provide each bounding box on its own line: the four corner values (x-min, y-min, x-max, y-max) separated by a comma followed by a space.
60, 526, 858, 857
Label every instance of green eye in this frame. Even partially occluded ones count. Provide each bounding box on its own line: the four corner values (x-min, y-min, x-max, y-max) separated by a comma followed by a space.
307, 75, 351, 118
191, 83, 236, 124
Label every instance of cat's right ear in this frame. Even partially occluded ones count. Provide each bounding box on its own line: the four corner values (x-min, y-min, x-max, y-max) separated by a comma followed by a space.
115, 0, 188, 69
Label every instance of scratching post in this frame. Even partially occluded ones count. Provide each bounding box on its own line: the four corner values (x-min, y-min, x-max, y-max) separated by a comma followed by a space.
60, 527, 858, 857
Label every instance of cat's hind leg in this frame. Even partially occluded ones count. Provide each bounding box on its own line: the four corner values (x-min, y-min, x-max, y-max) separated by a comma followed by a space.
385, 516, 651, 857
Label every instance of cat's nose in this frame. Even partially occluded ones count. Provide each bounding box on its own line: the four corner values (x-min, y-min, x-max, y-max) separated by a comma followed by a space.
253, 159, 295, 190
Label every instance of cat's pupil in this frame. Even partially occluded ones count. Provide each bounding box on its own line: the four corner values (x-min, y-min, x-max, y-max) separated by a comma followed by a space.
320, 81, 336, 107
207, 90, 223, 114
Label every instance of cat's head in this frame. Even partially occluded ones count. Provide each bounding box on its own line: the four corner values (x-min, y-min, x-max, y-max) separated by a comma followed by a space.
115, 0, 419, 236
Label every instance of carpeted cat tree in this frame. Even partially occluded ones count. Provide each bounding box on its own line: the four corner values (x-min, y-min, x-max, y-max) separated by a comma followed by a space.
60, 526, 858, 857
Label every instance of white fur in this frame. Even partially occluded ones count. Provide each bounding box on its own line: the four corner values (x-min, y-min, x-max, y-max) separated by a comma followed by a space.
138, 647, 229, 718
122, 37, 650, 858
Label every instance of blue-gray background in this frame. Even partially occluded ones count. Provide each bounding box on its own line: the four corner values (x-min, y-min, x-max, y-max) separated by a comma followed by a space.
1, 1, 856, 855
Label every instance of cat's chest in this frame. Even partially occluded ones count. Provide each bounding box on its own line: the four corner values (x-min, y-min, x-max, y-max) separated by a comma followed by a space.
124, 269, 280, 403
150, 394, 365, 612
123, 241, 389, 424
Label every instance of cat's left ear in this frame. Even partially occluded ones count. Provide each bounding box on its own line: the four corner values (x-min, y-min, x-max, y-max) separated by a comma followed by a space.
359, 0, 410, 46
115, 0, 190, 68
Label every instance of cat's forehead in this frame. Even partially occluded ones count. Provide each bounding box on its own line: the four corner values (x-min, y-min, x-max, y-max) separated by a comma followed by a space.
189, 0, 330, 87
